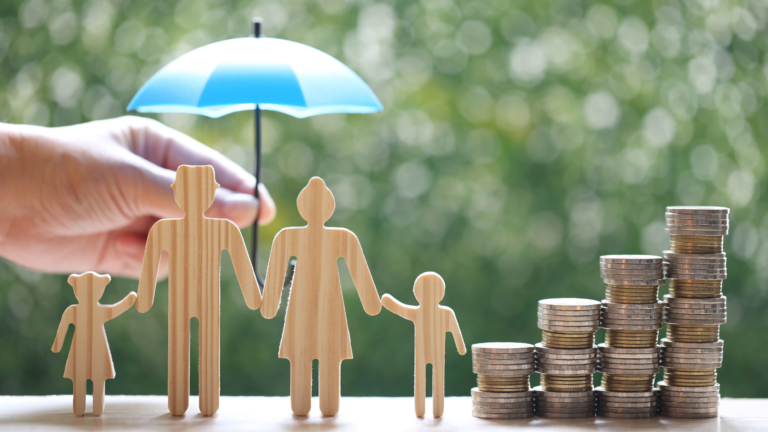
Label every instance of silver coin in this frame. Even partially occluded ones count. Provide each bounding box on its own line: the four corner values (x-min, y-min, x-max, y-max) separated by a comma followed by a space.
600, 324, 662, 331
472, 342, 534, 353
535, 411, 595, 418
657, 382, 720, 392
601, 255, 662, 264
599, 353, 659, 360
598, 401, 658, 409
665, 267, 727, 274
597, 344, 660, 354
661, 395, 720, 403
666, 228, 728, 235
667, 272, 727, 280
601, 312, 663, 319
602, 278, 666, 285
471, 388, 534, 397
474, 357, 535, 365
597, 367, 659, 375
537, 359, 596, 367
536, 353, 596, 360
597, 411, 658, 419
472, 411, 534, 419
538, 308, 601, 316
600, 263, 662, 270
472, 397, 534, 405
538, 325, 600, 332
533, 387, 595, 396
664, 307, 727, 315
662, 352, 723, 360
660, 338, 724, 347
601, 269, 664, 276
598, 358, 659, 365
539, 298, 602, 310
473, 363, 537, 370
601, 300, 663, 308
538, 315, 600, 323
534, 344, 597, 354
663, 318, 726, 326
473, 407, 534, 414
665, 217, 729, 225
601, 317, 663, 325
665, 206, 730, 215
660, 407, 719, 414
472, 401, 533, 409
663, 294, 726, 304
664, 262, 727, 270
473, 353, 536, 361
473, 368, 535, 376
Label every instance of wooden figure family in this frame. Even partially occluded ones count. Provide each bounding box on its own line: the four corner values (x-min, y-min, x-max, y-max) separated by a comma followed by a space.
52, 166, 465, 418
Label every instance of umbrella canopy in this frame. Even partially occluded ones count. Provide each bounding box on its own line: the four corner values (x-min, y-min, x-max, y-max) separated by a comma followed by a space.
127, 37, 383, 118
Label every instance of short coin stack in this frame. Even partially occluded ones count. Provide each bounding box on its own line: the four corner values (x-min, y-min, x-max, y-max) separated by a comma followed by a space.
471, 343, 535, 419
596, 255, 663, 418
660, 206, 729, 419
534, 299, 600, 418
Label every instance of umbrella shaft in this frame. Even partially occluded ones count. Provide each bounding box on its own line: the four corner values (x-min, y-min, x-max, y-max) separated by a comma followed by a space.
252, 106, 262, 278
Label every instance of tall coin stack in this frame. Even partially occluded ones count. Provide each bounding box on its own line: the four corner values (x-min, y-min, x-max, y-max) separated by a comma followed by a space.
471, 343, 535, 419
534, 299, 600, 418
660, 205, 729, 419
596, 255, 664, 419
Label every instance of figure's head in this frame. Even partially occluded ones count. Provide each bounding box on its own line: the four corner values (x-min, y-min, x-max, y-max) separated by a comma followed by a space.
68, 272, 111, 303
297, 177, 335, 224
413, 272, 445, 304
172, 165, 219, 215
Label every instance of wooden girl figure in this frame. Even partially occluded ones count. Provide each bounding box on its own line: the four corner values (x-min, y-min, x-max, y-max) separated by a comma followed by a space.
136, 165, 261, 416
381, 272, 466, 418
261, 177, 382, 417
52, 272, 136, 417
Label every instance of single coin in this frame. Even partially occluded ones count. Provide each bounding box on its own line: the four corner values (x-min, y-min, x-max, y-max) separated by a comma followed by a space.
473, 352, 536, 360
538, 308, 601, 316
539, 298, 602, 310
666, 206, 730, 215
473, 368, 535, 376
473, 358, 535, 365
600, 255, 662, 264
600, 263, 662, 269
603, 278, 666, 286
472, 406, 534, 414
472, 411, 534, 419
536, 353, 595, 360
472, 342, 534, 353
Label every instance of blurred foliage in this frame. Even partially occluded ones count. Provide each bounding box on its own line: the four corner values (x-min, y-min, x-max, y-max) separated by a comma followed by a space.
1, 0, 767, 400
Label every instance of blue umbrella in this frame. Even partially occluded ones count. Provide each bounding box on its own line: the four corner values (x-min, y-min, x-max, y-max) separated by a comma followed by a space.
128, 20, 383, 282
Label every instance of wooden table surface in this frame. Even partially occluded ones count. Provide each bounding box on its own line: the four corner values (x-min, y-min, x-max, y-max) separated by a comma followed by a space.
0, 396, 765, 431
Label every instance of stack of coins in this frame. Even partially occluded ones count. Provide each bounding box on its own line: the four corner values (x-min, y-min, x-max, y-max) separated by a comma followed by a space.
596, 255, 663, 418
535, 299, 600, 418
471, 343, 535, 419
660, 206, 729, 419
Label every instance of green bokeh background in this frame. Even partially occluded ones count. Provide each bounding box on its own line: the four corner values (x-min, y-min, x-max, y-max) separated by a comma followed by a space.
1, 0, 767, 399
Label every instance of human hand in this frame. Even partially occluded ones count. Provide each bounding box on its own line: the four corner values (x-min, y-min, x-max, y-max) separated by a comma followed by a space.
0, 116, 276, 278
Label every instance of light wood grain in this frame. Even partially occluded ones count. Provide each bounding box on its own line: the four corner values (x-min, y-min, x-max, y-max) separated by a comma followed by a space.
136, 165, 261, 417
51, 272, 136, 417
382, 272, 466, 418
261, 177, 381, 417
0, 396, 760, 431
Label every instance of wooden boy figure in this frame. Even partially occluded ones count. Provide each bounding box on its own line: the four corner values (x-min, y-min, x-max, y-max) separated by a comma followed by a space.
52, 272, 137, 417
137, 165, 261, 416
381, 272, 466, 418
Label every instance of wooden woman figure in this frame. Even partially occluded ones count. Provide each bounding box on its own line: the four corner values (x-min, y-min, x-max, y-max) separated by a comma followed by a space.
261, 177, 381, 417
381, 272, 466, 418
136, 165, 261, 416
52, 272, 136, 417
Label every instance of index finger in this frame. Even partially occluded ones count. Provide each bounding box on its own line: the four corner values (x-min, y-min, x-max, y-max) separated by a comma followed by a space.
126, 117, 256, 194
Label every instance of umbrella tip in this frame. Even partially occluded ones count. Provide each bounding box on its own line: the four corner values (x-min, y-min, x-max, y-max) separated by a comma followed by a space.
252, 17, 262, 38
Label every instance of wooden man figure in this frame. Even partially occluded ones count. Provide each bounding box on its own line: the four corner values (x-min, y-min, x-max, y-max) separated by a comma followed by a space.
52, 272, 136, 417
261, 177, 381, 417
136, 165, 261, 416
381, 272, 466, 418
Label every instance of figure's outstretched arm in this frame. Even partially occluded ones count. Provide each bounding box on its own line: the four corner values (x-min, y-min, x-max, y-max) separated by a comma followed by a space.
52, 306, 75, 353
341, 229, 382, 316
445, 307, 467, 355
228, 222, 262, 310
103, 292, 137, 321
261, 229, 291, 319
136, 223, 165, 313
381, 294, 417, 322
